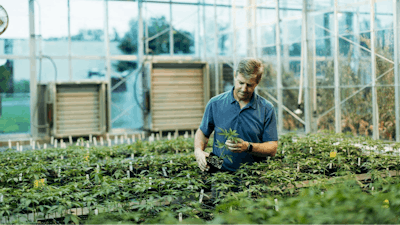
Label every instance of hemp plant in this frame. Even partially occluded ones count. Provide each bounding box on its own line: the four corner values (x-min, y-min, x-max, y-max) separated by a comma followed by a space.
215, 127, 242, 163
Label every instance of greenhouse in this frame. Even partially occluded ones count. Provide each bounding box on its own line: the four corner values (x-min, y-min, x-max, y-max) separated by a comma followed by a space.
0, 0, 400, 224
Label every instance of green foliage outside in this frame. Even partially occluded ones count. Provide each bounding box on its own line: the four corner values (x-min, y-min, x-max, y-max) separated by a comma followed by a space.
0, 105, 30, 133
258, 32, 396, 140
114, 16, 194, 72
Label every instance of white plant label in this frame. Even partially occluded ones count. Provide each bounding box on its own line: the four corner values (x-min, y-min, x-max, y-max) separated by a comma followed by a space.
372, 186, 374, 191
329, 163, 332, 169
54, 139, 58, 148
16, 142, 19, 151
20, 146, 23, 152
37, 142, 40, 150
7, 157, 9, 160
310, 147, 312, 154
59, 191, 62, 196
76, 142, 79, 146
129, 162, 133, 171
170, 160, 173, 164
127, 138, 131, 144
297, 163, 300, 172
51, 136, 54, 145
86, 174, 89, 181
89, 134, 92, 143
274, 199, 279, 211
44, 143, 47, 149
156, 133, 160, 141
127, 170, 130, 178
97, 164, 100, 173
321, 192, 324, 195
179, 213, 182, 222
19, 173, 22, 181
8, 140, 11, 149
186, 174, 190, 179
162, 167, 168, 177
86, 142, 89, 148
167, 132, 171, 140
30, 138, 32, 146
36, 156, 38, 161
124, 133, 128, 140
199, 189, 204, 203
61, 155, 64, 160
100, 137, 104, 146
94, 209, 98, 215
282, 150, 285, 155
131, 154, 134, 160
358, 158, 361, 166
69, 136, 72, 144
0, 194, 3, 202
115, 136, 118, 145
149, 177, 152, 189
184, 131, 189, 139
132, 134, 135, 142
120, 136, 124, 144
32, 142, 35, 150
94, 138, 97, 146
108, 139, 111, 147
191, 129, 194, 138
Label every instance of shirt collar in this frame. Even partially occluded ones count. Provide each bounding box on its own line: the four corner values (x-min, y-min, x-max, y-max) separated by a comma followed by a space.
229, 86, 257, 110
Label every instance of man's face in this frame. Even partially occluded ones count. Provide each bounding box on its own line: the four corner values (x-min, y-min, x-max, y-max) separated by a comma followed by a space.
234, 72, 258, 102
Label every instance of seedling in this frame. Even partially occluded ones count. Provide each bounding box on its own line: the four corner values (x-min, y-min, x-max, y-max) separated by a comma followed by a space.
215, 127, 242, 163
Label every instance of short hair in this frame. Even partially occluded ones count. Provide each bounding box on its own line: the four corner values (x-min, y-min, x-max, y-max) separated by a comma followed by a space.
234, 58, 264, 84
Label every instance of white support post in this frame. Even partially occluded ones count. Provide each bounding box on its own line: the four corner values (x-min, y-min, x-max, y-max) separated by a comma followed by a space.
275, 0, 283, 134
232, 0, 237, 69
203, 0, 207, 60
370, 0, 379, 140
197, 0, 201, 59
302, 0, 316, 133
334, 0, 341, 134
170, 0, 173, 56
68, 0, 72, 81
214, 0, 219, 95
394, 0, 400, 142
29, 0, 37, 140
145, 2, 149, 56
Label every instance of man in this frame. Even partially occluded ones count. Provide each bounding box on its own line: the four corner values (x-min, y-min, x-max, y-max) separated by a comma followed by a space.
194, 58, 278, 173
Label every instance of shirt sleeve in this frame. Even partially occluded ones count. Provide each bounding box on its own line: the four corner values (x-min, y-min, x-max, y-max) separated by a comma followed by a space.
199, 101, 215, 138
262, 106, 278, 142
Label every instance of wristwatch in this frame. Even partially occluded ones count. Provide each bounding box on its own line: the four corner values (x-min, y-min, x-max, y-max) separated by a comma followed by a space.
246, 142, 253, 153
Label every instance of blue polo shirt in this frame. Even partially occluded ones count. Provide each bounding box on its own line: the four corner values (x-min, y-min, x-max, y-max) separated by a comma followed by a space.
199, 86, 278, 172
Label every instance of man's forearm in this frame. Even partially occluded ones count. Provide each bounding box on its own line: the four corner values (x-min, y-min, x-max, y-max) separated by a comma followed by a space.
249, 141, 277, 157
194, 129, 209, 151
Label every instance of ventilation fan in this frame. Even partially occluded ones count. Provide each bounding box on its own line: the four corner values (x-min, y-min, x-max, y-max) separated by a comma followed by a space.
0, 5, 9, 35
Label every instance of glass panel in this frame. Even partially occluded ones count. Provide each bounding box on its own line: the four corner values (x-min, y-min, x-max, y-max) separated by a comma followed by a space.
108, 1, 137, 56
283, 89, 305, 132
37, 59, 69, 83
38, 0, 68, 56
70, 0, 105, 56
377, 87, 395, 140
145, 2, 172, 55
316, 88, 335, 132
0, 59, 31, 134
375, 29, 394, 86
341, 88, 372, 137
110, 60, 143, 130
71, 59, 106, 81
0, 1, 29, 56
172, 4, 197, 55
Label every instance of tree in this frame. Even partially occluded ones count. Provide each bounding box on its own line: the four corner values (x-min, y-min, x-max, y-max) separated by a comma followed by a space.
113, 16, 195, 72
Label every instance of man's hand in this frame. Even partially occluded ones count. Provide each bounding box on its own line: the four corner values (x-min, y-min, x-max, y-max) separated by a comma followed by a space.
225, 139, 248, 153
194, 148, 210, 172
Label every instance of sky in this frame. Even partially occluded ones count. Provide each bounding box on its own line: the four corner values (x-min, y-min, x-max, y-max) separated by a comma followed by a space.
0, 0, 233, 39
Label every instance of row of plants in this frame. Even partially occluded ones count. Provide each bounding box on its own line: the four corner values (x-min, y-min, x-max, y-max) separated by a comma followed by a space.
0, 131, 399, 224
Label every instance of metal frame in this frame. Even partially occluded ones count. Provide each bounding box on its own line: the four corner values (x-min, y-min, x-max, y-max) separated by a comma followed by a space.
395, 0, 400, 142
2, 0, 399, 141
